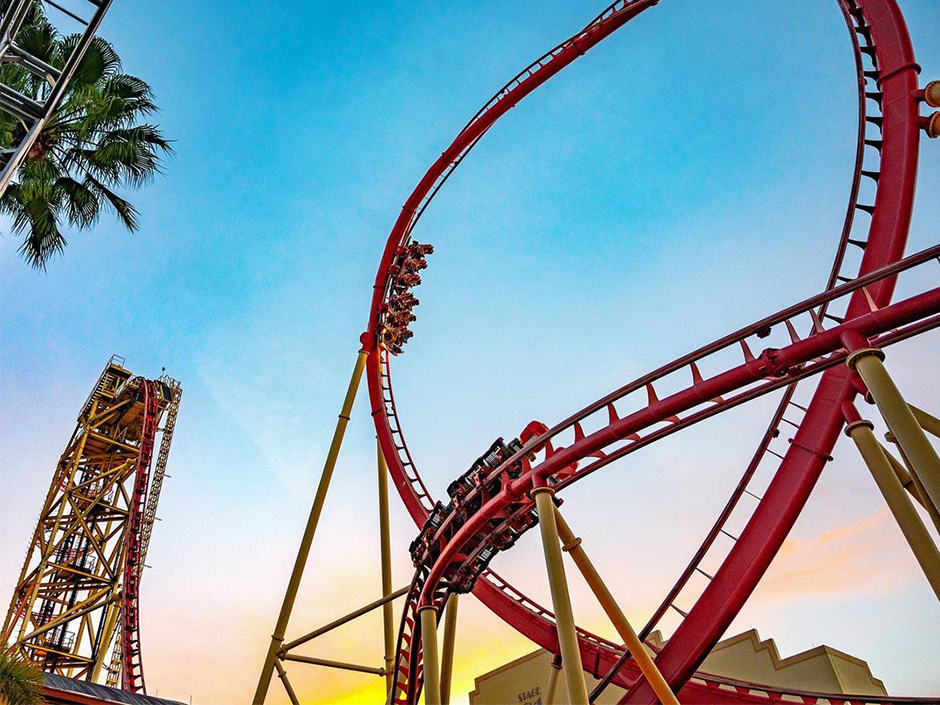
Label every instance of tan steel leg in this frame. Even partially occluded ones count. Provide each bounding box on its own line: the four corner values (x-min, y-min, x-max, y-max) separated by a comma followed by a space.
439, 594, 458, 705
420, 607, 442, 705
849, 349, 940, 520
845, 419, 940, 601
533, 487, 589, 705
89, 595, 121, 682
554, 508, 680, 705
274, 661, 301, 705
377, 439, 396, 701
545, 655, 561, 705
253, 350, 369, 704
910, 404, 940, 440
885, 432, 940, 535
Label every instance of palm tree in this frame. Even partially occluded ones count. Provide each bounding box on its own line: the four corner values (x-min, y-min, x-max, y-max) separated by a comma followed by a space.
0, 7, 171, 269
0, 650, 44, 705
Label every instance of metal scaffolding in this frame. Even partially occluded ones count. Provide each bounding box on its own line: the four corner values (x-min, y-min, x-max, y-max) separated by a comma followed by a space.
0, 0, 116, 197
1, 356, 181, 694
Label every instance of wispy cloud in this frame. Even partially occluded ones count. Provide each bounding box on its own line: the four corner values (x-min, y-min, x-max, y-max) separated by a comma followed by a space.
197, 326, 326, 497
759, 508, 918, 602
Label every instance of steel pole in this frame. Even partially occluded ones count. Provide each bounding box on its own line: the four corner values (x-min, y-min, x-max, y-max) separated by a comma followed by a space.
253, 350, 369, 704
439, 594, 458, 705
553, 508, 680, 705
281, 653, 386, 676
0, 0, 33, 58
532, 487, 589, 705
885, 432, 940, 535
845, 419, 940, 601
910, 404, 940, 440
274, 661, 301, 705
881, 441, 929, 508
280, 586, 408, 652
377, 439, 396, 700
848, 349, 940, 514
545, 656, 561, 705
420, 607, 442, 705
90, 598, 121, 682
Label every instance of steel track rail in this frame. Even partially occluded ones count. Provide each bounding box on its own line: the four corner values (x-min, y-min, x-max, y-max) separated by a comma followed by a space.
119, 379, 159, 694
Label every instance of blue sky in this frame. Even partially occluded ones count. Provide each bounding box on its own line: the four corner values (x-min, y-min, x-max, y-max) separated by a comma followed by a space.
2, 1, 939, 703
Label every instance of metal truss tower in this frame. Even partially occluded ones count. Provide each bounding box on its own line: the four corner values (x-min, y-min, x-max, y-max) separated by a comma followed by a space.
1, 356, 182, 694
0, 0, 115, 196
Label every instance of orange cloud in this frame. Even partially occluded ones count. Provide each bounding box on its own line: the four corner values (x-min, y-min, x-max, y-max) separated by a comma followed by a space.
758, 508, 921, 603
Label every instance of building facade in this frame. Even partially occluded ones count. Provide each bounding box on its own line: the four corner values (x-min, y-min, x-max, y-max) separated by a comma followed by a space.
468, 630, 887, 704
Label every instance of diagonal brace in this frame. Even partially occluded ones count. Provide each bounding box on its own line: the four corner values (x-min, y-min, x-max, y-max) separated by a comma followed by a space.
553, 506, 680, 705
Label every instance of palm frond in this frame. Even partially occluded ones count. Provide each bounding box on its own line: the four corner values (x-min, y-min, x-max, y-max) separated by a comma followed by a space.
0, 651, 45, 705
105, 74, 154, 104
0, 108, 22, 148
59, 34, 122, 86
1, 182, 67, 269
66, 124, 170, 187
85, 173, 140, 231
57, 175, 100, 227
15, 20, 59, 75
0, 62, 32, 96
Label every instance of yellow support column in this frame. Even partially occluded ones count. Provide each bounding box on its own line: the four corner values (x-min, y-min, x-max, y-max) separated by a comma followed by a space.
849, 348, 940, 517
553, 508, 680, 705
545, 656, 561, 705
882, 435, 940, 535
274, 661, 301, 705
845, 418, 940, 601
253, 350, 369, 705
532, 487, 589, 705
377, 439, 396, 701
439, 594, 458, 705
89, 595, 121, 682
910, 405, 940, 440
420, 607, 442, 705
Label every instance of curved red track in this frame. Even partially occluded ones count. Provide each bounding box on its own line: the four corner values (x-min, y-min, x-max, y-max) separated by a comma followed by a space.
121, 379, 159, 693
361, 1, 932, 703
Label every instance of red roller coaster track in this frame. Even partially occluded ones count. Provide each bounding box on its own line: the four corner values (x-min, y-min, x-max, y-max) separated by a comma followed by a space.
121, 380, 159, 693
359, 0, 937, 703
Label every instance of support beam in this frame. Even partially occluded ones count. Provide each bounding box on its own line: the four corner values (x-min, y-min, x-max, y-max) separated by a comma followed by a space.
439, 594, 458, 705
848, 348, 940, 517
280, 586, 408, 653
253, 350, 369, 704
281, 654, 385, 676
844, 415, 940, 601
885, 432, 940, 534
910, 404, 940, 440
532, 487, 589, 705
545, 654, 561, 705
21, 587, 112, 644
553, 508, 680, 705
882, 442, 929, 510
377, 439, 396, 701
90, 598, 121, 682
420, 607, 442, 705
274, 661, 301, 705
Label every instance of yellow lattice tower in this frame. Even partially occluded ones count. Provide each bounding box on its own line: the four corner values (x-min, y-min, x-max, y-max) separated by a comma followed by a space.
1, 356, 181, 692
